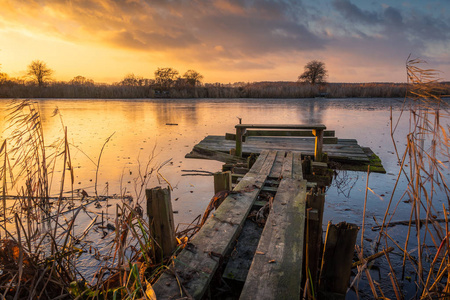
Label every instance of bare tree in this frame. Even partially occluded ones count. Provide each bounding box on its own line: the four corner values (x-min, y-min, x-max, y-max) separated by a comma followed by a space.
298, 60, 328, 85
183, 69, 204, 87
154, 67, 179, 89
27, 60, 53, 86
70, 75, 94, 86
120, 73, 145, 86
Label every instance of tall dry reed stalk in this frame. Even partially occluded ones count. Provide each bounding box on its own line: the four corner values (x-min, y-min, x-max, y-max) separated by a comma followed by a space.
363, 57, 450, 298
0, 99, 170, 299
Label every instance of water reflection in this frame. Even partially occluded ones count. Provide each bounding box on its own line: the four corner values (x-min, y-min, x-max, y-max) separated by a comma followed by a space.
0, 98, 437, 226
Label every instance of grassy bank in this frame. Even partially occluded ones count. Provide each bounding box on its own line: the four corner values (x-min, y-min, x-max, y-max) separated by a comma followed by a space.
1, 81, 449, 99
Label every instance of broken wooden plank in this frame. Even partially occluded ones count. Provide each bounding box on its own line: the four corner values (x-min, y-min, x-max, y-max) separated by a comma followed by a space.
240, 178, 307, 300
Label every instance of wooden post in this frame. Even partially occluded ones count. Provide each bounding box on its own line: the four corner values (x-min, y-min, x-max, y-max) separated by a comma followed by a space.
213, 171, 232, 194
312, 129, 324, 162
235, 126, 245, 157
146, 187, 177, 262
319, 222, 359, 298
303, 156, 312, 175
305, 192, 326, 291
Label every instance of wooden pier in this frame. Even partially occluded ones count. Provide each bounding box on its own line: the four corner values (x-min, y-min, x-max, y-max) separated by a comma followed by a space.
186, 123, 385, 172
150, 124, 377, 299
153, 150, 310, 299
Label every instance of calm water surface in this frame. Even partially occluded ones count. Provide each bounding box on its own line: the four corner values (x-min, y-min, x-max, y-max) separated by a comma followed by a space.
0, 98, 412, 226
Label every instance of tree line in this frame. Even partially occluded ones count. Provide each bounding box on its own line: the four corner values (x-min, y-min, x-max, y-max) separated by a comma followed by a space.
0, 60, 204, 90
1, 59, 325, 88
1, 60, 448, 99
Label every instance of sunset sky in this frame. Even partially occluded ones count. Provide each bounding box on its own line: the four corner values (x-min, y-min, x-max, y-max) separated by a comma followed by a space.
0, 0, 449, 84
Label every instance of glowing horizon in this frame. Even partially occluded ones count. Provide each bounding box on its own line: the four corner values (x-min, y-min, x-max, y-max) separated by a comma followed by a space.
1, 0, 449, 84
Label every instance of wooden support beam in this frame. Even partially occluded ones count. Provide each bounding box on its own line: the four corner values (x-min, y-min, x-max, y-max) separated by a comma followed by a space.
146, 187, 177, 262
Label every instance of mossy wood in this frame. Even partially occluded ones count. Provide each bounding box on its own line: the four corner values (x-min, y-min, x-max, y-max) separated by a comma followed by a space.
240, 178, 307, 300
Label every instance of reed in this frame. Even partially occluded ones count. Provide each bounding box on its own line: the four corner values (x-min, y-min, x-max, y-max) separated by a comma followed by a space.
353, 57, 450, 298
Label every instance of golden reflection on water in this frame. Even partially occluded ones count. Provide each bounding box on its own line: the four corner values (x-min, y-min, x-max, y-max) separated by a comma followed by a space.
0, 98, 402, 225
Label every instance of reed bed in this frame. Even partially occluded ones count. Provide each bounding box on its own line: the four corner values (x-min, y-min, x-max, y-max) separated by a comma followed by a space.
0, 100, 195, 299
1, 80, 449, 99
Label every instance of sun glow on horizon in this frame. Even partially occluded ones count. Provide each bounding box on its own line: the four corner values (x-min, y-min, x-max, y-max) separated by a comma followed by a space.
1, 0, 449, 84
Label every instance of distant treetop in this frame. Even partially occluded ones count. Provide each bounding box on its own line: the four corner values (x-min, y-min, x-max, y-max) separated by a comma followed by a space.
298, 60, 328, 85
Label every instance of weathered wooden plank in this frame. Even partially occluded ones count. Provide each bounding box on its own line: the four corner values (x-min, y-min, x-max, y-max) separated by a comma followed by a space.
281, 151, 294, 179
153, 173, 268, 299
245, 129, 335, 137
257, 150, 278, 176
246, 150, 269, 174
236, 124, 326, 130
240, 178, 307, 300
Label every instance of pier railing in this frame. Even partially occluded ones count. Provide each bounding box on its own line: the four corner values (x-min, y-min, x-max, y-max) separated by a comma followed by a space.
235, 124, 327, 161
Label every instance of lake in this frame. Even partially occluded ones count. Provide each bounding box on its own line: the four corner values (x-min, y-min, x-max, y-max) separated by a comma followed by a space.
1, 97, 448, 297
0, 98, 412, 224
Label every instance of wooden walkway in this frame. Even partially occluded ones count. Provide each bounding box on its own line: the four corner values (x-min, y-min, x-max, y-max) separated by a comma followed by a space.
153, 150, 307, 299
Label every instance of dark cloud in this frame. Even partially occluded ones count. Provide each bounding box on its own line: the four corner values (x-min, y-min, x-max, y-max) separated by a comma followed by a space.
332, 0, 379, 24
40, 0, 326, 66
